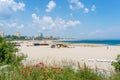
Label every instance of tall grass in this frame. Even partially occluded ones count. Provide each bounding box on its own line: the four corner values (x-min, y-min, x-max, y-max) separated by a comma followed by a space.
0, 60, 120, 80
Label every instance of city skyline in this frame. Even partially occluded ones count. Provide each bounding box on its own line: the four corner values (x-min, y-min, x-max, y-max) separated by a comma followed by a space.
0, 0, 120, 39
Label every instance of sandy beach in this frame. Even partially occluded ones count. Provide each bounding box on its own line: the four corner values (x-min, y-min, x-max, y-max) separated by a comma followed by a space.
17, 41, 120, 71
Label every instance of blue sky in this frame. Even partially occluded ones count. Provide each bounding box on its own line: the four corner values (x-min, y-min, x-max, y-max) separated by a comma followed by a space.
0, 0, 120, 39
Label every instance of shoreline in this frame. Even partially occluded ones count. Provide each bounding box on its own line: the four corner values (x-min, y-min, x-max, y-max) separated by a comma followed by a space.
55, 39, 120, 46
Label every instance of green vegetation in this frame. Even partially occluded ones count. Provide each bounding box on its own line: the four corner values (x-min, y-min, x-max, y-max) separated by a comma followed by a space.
0, 62, 105, 80
0, 61, 120, 80
0, 37, 26, 66
4, 35, 28, 41
4, 35, 59, 41
112, 54, 120, 71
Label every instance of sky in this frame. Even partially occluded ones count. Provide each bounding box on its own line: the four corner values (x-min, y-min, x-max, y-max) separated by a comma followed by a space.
0, 0, 120, 39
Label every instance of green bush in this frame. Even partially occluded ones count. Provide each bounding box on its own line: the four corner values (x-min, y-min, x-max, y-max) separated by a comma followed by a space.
0, 37, 26, 66
112, 54, 120, 71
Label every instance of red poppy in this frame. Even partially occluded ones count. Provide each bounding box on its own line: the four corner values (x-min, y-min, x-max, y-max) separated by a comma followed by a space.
30, 70, 32, 74
43, 71, 47, 75
39, 62, 44, 66
22, 73, 26, 77
36, 64, 39, 67
45, 66, 48, 68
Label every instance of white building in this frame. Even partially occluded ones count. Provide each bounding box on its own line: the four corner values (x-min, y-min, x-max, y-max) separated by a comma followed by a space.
15, 32, 20, 37
0, 30, 4, 37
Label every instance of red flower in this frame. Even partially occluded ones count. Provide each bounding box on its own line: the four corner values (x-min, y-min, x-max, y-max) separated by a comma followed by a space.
22, 73, 26, 77
45, 66, 48, 68
36, 64, 39, 67
43, 71, 47, 75
39, 62, 44, 66
29, 70, 32, 74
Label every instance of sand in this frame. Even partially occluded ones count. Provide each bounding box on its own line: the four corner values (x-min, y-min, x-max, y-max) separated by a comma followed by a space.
17, 41, 120, 71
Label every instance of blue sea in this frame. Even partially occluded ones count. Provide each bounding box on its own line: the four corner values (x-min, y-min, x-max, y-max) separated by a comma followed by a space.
60, 40, 120, 45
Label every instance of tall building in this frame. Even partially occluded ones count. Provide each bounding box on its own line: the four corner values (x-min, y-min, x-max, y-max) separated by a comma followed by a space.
34, 33, 43, 39
15, 32, 20, 37
0, 30, 4, 37
39, 33, 43, 39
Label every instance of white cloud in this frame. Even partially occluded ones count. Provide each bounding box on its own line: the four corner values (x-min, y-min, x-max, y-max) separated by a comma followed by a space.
69, 0, 84, 10
91, 5, 96, 11
17, 24, 24, 29
84, 8, 89, 13
32, 13, 40, 24
0, 20, 24, 29
76, 2, 84, 9
88, 30, 105, 36
43, 16, 53, 23
69, 0, 78, 3
67, 20, 80, 26
31, 13, 80, 30
12, 2, 25, 12
0, 0, 25, 13
0, 0, 6, 1
69, 5, 74, 10
69, 0, 96, 13
46, 0, 56, 12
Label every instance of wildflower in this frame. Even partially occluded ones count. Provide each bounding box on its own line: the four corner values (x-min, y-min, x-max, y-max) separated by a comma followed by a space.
45, 66, 48, 68
22, 73, 26, 77
36, 64, 39, 67
30, 70, 32, 74
43, 71, 47, 75
39, 62, 44, 66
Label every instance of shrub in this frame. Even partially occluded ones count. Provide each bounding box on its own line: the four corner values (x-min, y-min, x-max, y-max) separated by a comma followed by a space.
112, 54, 120, 71
0, 37, 26, 66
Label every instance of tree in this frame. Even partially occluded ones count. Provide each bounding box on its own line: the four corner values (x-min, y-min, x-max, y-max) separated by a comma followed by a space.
112, 54, 120, 71
0, 37, 26, 66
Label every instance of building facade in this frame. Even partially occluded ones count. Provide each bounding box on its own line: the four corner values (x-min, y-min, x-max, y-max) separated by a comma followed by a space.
0, 30, 4, 37
15, 32, 20, 37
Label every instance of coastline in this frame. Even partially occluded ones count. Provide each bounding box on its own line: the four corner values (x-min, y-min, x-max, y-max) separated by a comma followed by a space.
56, 39, 120, 46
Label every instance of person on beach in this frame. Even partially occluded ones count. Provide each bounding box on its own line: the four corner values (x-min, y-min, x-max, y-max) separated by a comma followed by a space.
107, 46, 109, 49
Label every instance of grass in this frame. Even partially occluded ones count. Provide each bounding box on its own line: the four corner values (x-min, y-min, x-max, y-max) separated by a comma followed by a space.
0, 61, 120, 80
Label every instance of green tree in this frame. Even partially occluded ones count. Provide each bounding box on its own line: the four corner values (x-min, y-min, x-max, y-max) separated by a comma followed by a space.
112, 54, 120, 71
0, 37, 26, 66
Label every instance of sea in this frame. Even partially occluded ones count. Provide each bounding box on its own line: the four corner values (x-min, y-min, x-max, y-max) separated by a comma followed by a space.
59, 40, 120, 45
